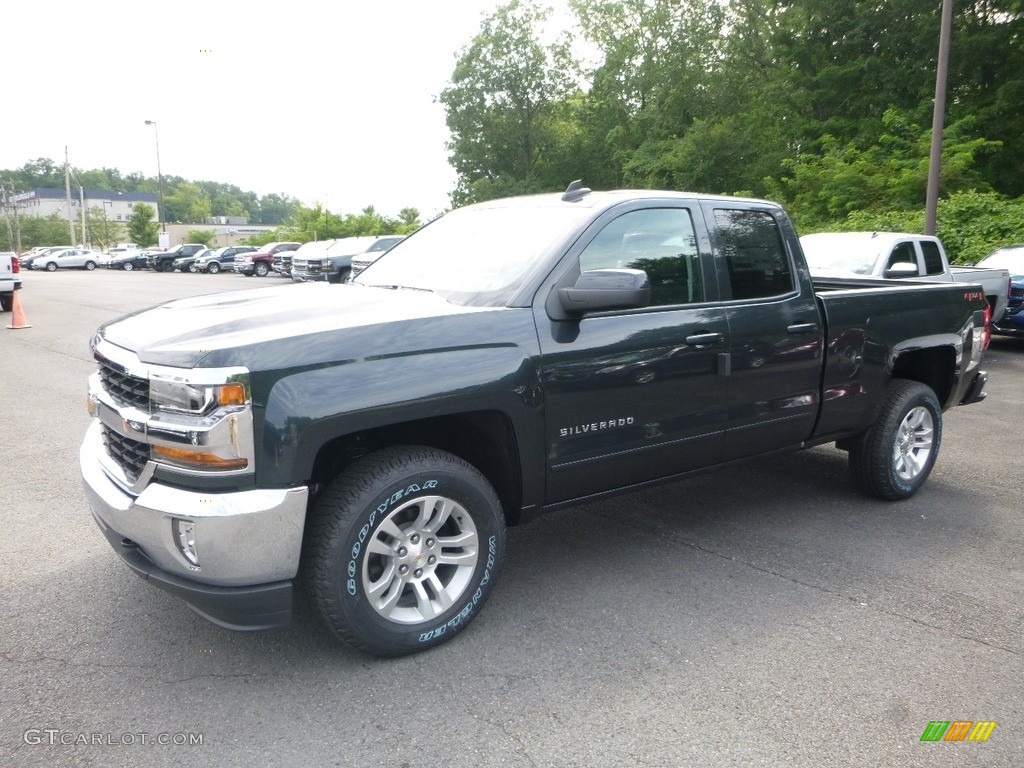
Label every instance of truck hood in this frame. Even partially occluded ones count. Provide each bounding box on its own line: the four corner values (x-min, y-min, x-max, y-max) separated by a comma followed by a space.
98, 282, 499, 368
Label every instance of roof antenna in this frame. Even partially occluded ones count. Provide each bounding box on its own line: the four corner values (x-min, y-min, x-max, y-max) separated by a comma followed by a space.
561, 180, 591, 203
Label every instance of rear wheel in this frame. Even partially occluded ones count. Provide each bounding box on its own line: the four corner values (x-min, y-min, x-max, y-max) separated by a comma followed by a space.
1, 294, 12, 312
849, 380, 942, 500
85, 261, 96, 270
123, 262, 134, 271
303, 446, 505, 656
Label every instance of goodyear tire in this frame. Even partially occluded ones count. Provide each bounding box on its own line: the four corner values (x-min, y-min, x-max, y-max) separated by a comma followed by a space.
849, 380, 942, 500
304, 446, 505, 656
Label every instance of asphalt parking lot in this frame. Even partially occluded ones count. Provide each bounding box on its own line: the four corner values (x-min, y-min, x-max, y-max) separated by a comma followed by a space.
2, 268, 1022, 767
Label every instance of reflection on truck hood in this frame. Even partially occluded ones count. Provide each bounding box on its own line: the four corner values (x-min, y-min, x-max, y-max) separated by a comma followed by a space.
98, 283, 497, 368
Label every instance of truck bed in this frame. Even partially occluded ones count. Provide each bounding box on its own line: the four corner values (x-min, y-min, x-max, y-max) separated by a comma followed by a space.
810, 276, 987, 443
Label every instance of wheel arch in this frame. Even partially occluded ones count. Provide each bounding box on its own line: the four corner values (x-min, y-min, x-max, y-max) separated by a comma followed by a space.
890, 345, 957, 409
300, 411, 526, 527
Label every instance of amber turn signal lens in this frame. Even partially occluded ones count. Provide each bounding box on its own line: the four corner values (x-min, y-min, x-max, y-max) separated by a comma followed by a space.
217, 383, 247, 406
152, 444, 248, 470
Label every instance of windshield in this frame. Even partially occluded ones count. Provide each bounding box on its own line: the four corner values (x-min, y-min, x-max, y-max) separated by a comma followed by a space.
354, 204, 592, 305
977, 247, 1024, 273
326, 236, 381, 256
800, 234, 884, 274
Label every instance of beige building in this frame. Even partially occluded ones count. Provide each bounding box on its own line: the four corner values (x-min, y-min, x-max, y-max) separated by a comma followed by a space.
9, 187, 159, 224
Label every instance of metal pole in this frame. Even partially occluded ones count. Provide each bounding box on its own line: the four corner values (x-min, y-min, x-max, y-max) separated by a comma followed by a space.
65, 146, 75, 245
924, 0, 954, 236
145, 120, 166, 232
80, 186, 87, 247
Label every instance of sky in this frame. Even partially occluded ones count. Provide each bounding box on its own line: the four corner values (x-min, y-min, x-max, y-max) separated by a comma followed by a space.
3, 0, 574, 221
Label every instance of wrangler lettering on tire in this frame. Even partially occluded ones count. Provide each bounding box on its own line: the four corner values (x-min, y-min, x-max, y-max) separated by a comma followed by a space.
303, 446, 505, 656
849, 379, 943, 500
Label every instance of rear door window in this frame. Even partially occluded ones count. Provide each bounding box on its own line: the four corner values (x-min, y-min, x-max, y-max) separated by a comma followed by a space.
712, 209, 794, 300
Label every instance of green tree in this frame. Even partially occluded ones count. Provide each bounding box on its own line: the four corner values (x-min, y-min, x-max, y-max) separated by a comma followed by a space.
127, 203, 159, 247
441, 0, 579, 205
186, 229, 217, 247
86, 207, 125, 250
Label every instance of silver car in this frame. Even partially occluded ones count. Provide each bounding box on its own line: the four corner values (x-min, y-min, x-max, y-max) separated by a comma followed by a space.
32, 248, 107, 271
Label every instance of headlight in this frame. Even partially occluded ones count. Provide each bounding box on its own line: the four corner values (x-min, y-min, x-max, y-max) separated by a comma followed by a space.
147, 377, 252, 472
151, 379, 246, 414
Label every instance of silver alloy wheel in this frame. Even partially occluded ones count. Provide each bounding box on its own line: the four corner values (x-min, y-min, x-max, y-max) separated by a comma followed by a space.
892, 405, 934, 482
123, 262, 134, 271
362, 494, 479, 625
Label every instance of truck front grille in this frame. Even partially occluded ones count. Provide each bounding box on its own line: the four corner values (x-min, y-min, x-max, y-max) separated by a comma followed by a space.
99, 361, 150, 410
101, 425, 149, 483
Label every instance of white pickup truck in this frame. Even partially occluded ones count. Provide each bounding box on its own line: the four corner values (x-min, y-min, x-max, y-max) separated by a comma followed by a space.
1, 251, 21, 312
800, 232, 1011, 321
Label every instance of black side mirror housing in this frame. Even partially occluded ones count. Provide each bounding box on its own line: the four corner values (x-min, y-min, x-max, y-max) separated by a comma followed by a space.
557, 269, 651, 316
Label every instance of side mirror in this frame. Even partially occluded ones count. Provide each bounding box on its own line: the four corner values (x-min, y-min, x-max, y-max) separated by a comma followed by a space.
884, 262, 919, 278
558, 268, 651, 316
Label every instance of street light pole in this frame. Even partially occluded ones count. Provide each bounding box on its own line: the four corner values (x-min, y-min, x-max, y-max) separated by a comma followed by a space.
145, 120, 166, 233
924, 0, 953, 236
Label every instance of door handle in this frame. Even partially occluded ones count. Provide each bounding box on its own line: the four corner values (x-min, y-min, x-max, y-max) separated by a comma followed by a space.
685, 332, 724, 346
787, 322, 818, 334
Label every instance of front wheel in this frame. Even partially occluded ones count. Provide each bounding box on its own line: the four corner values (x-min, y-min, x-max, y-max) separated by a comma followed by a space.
254, 262, 269, 277
208, 262, 221, 274
849, 380, 942, 500
123, 262, 134, 271
303, 446, 505, 656
46, 262, 57, 272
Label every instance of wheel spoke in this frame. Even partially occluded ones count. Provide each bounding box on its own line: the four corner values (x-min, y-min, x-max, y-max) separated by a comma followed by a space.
419, 496, 455, 532
436, 550, 476, 566
437, 530, 477, 549
366, 565, 401, 607
412, 581, 436, 619
366, 536, 396, 556
427, 573, 454, 611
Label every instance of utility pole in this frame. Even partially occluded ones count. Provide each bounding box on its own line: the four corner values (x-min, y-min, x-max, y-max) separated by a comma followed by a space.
65, 146, 75, 245
80, 186, 87, 248
145, 120, 166, 234
924, 0, 954, 236
1, 183, 13, 250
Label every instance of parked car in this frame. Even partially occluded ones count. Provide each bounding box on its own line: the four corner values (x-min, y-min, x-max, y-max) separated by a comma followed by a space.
173, 248, 212, 272
194, 245, 255, 273
800, 232, 1011, 322
348, 236, 407, 281
1, 251, 20, 312
106, 250, 151, 271
80, 186, 991, 655
292, 236, 405, 283
20, 246, 69, 270
148, 244, 207, 273
278, 240, 337, 279
31, 248, 106, 271
235, 242, 300, 277
976, 245, 1024, 337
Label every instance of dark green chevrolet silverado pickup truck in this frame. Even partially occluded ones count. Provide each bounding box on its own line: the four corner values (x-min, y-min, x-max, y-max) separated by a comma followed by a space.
80, 186, 990, 655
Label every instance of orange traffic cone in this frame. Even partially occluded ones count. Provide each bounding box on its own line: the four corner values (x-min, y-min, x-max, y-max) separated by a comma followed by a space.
6, 290, 31, 329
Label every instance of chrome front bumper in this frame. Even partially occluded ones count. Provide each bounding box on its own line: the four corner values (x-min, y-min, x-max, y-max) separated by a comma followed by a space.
80, 421, 308, 589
